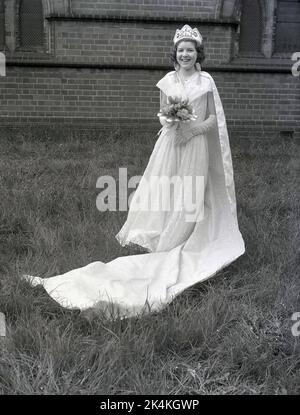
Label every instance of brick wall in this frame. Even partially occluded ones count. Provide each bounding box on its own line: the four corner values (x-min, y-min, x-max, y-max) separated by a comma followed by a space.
71, 0, 219, 18
53, 21, 232, 66
1, 67, 298, 133
0, 0, 299, 139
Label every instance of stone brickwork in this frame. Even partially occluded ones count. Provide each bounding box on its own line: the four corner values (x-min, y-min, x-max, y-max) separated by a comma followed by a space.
0, 0, 299, 139
71, 0, 219, 19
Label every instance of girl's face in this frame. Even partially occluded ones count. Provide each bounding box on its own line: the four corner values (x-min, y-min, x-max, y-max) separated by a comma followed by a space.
176, 40, 197, 70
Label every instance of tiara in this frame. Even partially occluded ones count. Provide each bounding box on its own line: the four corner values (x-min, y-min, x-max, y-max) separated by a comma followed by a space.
173, 24, 203, 46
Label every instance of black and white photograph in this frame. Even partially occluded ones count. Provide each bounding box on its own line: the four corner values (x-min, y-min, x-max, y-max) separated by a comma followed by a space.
0, 0, 299, 397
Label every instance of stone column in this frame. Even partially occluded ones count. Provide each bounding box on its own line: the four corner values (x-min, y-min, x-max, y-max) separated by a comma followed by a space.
261, 0, 276, 58
4, 0, 16, 52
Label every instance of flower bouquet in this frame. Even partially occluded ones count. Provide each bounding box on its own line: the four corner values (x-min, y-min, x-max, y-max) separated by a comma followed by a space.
157, 95, 197, 125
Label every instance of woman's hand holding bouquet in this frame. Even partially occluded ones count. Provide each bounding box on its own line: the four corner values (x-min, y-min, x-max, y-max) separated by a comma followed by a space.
157, 95, 197, 132
157, 95, 217, 146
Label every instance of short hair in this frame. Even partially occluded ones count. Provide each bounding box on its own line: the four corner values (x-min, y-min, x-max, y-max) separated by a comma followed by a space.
170, 39, 205, 65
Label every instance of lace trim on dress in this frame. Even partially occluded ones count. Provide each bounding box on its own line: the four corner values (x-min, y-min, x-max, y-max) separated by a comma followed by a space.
115, 231, 154, 253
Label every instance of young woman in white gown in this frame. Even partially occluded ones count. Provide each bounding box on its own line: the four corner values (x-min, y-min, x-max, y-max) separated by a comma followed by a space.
24, 25, 245, 319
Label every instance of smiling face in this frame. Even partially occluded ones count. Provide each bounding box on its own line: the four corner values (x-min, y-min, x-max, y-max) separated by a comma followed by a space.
176, 40, 198, 71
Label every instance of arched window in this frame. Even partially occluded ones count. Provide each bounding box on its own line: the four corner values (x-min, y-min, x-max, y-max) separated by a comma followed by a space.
275, 0, 300, 53
220, 0, 238, 18
0, 0, 4, 49
19, 0, 44, 49
239, 0, 263, 55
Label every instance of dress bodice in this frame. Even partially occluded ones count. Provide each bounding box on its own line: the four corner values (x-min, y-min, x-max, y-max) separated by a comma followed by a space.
188, 90, 210, 123
175, 72, 213, 123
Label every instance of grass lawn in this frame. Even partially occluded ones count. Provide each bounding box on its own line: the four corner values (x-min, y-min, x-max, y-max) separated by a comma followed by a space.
0, 126, 299, 395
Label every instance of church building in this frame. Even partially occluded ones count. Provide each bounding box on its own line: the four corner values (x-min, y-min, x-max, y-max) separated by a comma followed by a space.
0, 0, 299, 139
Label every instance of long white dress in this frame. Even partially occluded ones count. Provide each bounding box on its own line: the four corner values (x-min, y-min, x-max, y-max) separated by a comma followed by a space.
24, 70, 245, 319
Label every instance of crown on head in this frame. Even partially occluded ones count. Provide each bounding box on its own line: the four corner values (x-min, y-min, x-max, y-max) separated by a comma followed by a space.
173, 24, 203, 46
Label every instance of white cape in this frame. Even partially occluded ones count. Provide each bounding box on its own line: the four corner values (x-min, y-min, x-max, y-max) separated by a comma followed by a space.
24, 70, 245, 319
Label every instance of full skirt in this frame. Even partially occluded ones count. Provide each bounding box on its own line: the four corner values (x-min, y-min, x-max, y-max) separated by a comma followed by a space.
24, 125, 245, 319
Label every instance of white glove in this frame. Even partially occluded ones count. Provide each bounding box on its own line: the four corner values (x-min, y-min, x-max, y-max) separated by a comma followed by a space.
174, 115, 217, 146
